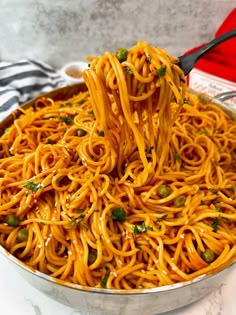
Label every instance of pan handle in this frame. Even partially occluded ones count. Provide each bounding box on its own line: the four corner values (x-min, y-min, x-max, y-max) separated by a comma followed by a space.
214, 91, 236, 102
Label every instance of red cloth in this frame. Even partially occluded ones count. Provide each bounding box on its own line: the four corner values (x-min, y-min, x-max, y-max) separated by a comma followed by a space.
185, 8, 236, 83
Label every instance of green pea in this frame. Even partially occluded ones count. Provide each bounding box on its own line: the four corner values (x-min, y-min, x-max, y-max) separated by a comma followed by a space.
17, 228, 29, 242
6, 215, 19, 227
201, 248, 216, 264
77, 129, 87, 137
116, 48, 128, 63
88, 252, 97, 265
174, 195, 186, 207
157, 185, 171, 198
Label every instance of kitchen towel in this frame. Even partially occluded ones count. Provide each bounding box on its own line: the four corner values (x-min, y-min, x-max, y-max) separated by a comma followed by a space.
185, 8, 236, 84
0, 59, 65, 121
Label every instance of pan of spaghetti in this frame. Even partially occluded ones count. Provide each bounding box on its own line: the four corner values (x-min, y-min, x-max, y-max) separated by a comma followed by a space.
1, 41, 236, 315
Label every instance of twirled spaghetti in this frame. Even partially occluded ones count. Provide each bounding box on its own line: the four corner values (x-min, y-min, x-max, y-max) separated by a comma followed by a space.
0, 41, 236, 290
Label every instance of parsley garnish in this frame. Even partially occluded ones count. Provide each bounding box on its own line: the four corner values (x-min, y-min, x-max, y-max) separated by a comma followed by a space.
211, 199, 218, 205
132, 222, 150, 234
146, 55, 152, 61
100, 274, 109, 288
59, 116, 72, 124
77, 100, 85, 106
212, 217, 220, 232
209, 188, 218, 194
173, 152, 181, 162
24, 182, 42, 192
76, 209, 84, 214
132, 225, 141, 234
99, 130, 105, 137
184, 98, 191, 105
110, 207, 126, 223
126, 67, 133, 75
156, 214, 168, 222
200, 130, 209, 136
157, 66, 166, 77
135, 245, 142, 250
141, 222, 147, 233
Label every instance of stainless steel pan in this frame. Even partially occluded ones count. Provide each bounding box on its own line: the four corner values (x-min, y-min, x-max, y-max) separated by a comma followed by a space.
0, 83, 236, 315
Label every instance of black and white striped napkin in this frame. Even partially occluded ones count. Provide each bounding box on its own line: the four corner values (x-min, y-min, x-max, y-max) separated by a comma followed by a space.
0, 59, 66, 121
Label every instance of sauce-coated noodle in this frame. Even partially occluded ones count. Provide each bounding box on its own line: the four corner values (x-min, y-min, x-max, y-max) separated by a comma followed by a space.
0, 41, 236, 289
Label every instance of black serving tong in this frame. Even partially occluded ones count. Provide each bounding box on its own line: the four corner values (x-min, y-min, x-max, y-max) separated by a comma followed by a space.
178, 29, 236, 76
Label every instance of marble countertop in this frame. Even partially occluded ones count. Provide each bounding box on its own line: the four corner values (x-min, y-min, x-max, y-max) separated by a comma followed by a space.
0, 253, 235, 315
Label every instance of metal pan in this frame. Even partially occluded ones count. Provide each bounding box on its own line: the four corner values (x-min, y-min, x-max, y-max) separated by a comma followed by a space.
0, 83, 236, 315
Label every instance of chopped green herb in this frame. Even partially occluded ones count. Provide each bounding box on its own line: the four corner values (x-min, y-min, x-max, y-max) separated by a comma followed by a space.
200, 200, 205, 205
6, 214, 19, 227
157, 185, 171, 198
173, 152, 181, 162
126, 67, 133, 75
141, 222, 147, 233
94, 209, 100, 213
132, 222, 149, 234
147, 226, 154, 231
146, 55, 152, 61
201, 248, 216, 264
211, 199, 218, 205
76, 209, 84, 214
59, 116, 72, 124
24, 182, 41, 192
77, 129, 87, 137
89, 110, 94, 115
180, 167, 187, 172
157, 66, 166, 77
209, 188, 218, 194
47, 138, 52, 143
116, 48, 128, 63
99, 130, 105, 137
184, 98, 191, 105
65, 102, 72, 106
156, 214, 168, 222
77, 100, 85, 106
132, 225, 141, 234
200, 130, 209, 136
174, 195, 186, 207
110, 207, 127, 223
100, 274, 109, 288
135, 245, 142, 250
88, 251, 97, 265
212, 217, 220, 232
4, 127, 10, 133
69, 218, 77, 228
17, 228, 29, 242
78, 214, 85, 219
216, 205, 222, 212
168, 81, 173, 86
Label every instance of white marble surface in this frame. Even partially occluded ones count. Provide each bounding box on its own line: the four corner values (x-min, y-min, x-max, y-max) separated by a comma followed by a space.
0, 253, 236, 315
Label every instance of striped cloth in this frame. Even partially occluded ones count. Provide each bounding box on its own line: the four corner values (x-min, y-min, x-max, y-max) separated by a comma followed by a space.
0, 59, 66, 121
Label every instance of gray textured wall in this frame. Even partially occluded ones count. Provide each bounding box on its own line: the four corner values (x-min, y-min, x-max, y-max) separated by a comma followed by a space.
0, 0, 235, 68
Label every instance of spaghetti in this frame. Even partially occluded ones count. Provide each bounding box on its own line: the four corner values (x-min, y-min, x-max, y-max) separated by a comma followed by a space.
0, 41, 236, 290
